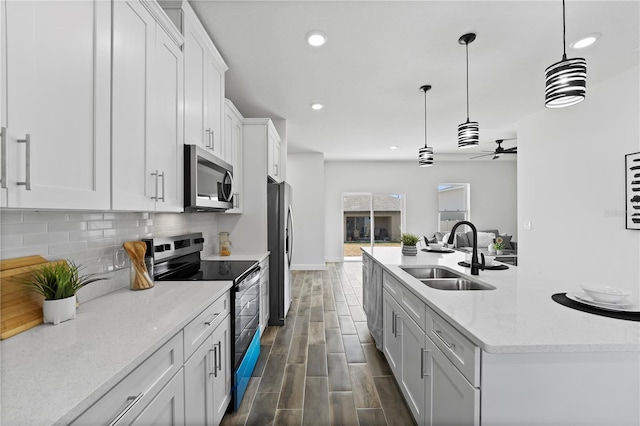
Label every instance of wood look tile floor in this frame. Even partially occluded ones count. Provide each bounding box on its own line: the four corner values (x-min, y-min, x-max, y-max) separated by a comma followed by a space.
221, 262, 415, 426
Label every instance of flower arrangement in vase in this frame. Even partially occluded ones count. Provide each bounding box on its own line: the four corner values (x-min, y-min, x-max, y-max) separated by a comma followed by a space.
492, 237, 505, 256
401, 233, 420, 256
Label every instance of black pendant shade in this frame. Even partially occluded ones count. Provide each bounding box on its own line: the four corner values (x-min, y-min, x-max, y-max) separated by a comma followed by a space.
419, 85, 434, 167
545, 0, 586, 108
458, 33, 479, 148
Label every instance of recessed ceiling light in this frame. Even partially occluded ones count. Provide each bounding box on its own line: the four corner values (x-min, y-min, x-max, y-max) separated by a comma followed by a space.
306, 30, 327, 47
570, 33, 601, 49
390, 145, 398, 150
310, 103, 324, 110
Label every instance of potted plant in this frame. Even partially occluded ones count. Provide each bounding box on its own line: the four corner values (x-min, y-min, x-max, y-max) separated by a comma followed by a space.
22, 260, 106, 325
401, 233, 420, 256
492, 237, 505, 256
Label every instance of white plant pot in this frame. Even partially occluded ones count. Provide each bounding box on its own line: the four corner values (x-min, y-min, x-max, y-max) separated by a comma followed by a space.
496, 250, 504, 256
402, 245, 418, 256
487, 244, 497, 255
43, 296, 76, 325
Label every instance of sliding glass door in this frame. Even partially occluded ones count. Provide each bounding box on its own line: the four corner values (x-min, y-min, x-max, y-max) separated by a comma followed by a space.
343, 192, 404, 260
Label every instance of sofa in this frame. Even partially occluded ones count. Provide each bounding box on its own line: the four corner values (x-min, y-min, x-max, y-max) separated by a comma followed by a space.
428, 228, 517, 253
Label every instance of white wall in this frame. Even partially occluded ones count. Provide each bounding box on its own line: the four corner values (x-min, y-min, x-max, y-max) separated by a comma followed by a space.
517, 65, 640, 292
287, 153, 326, 270
324, 160, 517, 262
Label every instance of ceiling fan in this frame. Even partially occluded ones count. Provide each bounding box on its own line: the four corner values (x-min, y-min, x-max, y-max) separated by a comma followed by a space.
470, 139, 517, 160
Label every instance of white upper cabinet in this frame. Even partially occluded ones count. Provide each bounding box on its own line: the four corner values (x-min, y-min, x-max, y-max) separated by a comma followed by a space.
267, 129, 281, 183
224, 99, 244, 213
111, 0, 184, 212
1, 0, 111, 210
181, 2, 228, 160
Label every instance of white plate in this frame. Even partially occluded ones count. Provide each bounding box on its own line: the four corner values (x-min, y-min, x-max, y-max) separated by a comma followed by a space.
566, 292, 640, 313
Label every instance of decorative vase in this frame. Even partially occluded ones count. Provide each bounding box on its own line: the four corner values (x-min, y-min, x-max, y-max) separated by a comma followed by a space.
487, 244, 496, 255
496, 249, 504, 256
43, 296, 76, 325
402, 245, 418, 256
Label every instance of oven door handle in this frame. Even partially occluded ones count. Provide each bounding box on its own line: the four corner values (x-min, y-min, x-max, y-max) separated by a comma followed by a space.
235, 270, 260, 292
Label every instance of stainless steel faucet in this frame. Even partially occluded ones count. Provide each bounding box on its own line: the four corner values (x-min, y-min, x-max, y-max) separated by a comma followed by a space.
447, 221, 485, 275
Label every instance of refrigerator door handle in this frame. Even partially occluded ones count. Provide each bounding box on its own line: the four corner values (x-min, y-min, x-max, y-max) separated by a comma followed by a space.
286, 204, 294, 267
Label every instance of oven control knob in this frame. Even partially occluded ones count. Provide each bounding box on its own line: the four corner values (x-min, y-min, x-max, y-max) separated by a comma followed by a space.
194, 238, 205, 244
154, 245, 165, 252
164, 244, 171, 250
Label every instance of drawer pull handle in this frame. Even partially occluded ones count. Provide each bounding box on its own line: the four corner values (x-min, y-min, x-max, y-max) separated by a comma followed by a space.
394, 313, 401, 338
421, 349, 430, 378
204, 313, 220, 326
108, 392, 144, 426
433, 329, 455, 350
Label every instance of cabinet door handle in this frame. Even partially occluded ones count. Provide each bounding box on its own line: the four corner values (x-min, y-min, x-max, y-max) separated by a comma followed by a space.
151, 170, 159, 200
216, 341, 222, 371
274, 163, 278, 176
421, 349, 430, 378
108, 392, 144, 426
433, 329, 455, 350
205, 129, 211, 148
204, 312, 219, 326
1, 127, 7, 189
394, 313, 400, 338
210, 129, 215, 151
17, 134, 31, 190
391, 310, 396, 336
211, 347, 219, 377
159, 171, 165, 202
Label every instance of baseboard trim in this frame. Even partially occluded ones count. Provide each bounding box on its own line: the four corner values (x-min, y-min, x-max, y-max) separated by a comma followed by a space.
290, 264, 327, 271
324, 257, 344, 263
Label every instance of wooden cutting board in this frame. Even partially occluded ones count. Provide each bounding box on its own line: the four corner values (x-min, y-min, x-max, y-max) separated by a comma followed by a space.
0, 255, 66, 340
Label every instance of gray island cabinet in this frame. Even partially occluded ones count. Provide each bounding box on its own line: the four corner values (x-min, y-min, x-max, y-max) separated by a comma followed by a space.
362, 247, 640, 426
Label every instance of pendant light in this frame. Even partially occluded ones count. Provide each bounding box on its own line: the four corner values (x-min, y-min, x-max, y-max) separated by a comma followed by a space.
419, 85, 434, 167
458, 33, 479, 148
545, 0, 586, 108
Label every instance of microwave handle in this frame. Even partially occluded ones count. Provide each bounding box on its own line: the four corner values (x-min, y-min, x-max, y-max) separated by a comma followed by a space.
222, 170, 234, 202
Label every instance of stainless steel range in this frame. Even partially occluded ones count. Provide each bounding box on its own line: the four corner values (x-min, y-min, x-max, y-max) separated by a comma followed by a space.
143, 232, 260, 412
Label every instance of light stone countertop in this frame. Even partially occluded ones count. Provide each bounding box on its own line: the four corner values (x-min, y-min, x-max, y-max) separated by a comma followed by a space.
0, 280, 232, 425
364, 246, 640, 354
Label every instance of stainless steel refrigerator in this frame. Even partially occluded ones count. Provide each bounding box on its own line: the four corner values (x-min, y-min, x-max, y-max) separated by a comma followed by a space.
267, 181, 294, 326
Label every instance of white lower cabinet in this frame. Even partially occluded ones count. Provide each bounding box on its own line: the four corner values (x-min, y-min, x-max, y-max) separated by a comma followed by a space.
382, 290, 401, 375
184, 313, 231, 426
132, 369, 185, 425
259, 257, 270, 332
382, 270, 480, 426
73, 291, 231, 425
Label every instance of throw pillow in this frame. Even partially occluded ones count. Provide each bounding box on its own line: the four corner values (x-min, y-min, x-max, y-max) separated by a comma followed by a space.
456, 233, 470, 247
498, 234, 513, 250
475, 232, 496, 248
434, 231, 445, 242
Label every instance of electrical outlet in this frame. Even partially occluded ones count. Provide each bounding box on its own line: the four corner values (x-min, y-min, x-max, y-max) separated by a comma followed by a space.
113, 247, 127, 270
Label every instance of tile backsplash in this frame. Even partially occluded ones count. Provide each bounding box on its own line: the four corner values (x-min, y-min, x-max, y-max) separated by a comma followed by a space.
0, 210, 220, 302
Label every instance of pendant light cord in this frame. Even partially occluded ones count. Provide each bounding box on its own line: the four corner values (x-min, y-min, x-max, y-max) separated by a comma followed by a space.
465, 41, 470, 121
424, 88, 428, 149
562, 0, 567, 60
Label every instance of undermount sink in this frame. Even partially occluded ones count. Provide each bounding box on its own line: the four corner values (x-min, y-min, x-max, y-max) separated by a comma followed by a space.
419, 278, 496, 291
399, 266, 496, 291
399, 266, 461, 279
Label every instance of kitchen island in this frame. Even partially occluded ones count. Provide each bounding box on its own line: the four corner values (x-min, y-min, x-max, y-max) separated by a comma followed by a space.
363, 247, 640, 425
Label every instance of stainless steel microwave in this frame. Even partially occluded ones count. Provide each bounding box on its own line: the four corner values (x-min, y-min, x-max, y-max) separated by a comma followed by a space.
184, 144, 234, 212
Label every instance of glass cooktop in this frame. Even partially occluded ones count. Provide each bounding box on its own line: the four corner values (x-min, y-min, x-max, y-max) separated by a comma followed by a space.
155, 260, 258, 282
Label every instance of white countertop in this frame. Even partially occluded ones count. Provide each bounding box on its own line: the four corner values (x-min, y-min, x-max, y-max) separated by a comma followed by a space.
0, 280, 232, 425
364, 247, 640, 354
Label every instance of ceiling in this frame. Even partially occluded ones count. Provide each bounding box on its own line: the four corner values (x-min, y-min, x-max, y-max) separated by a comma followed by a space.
189, 0, 640, 161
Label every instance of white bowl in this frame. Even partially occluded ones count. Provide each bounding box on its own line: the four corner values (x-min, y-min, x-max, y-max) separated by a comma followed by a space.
580, 284, 631, 304
429, 242, 444, 250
